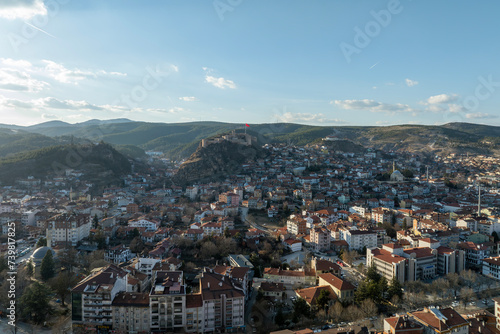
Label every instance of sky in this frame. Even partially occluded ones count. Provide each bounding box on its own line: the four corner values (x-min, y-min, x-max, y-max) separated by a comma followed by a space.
0, 0, 500, 127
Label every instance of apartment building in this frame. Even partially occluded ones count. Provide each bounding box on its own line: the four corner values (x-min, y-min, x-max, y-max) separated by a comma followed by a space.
410, 307, 468, 334
340, 228, 377, 250
482, 256, 500, 280
457, 241, 491, 269
71, 265, 128, 332
46, 213, 91, 247
287, 217, 307, 235
112, 292, 150, 334
105, 244, 133, 264
149, 271, 186, 332
310, 227, 330, 252
200, 268, 245, 332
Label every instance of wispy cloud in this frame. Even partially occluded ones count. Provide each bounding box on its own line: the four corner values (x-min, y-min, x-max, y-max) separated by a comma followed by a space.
465, 112, 498, 119
179, 96, 198, 102
276, 112, 346, 124
0, 67, 49, 92
405, 78, 418, 87
0, 0, 47, 20
41, 60, 127, 84
334, 99, 419, 114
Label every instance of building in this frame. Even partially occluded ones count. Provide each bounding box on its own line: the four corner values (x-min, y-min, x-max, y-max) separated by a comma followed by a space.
259, 282, 285, 299
384, 315, 423, 334
71, 265, 128, 332
105, 245, 133, 264
457, 241, 491, 269
367, 244, 408, 284
310, 227, 330, 252
410, 307, 468, 334
287, 217, 307, 235
436, 246, 465, 276
149, 271, 186, 332
318, 273, 355, 302
295, 285, 336, 307
111, 292, 150, 334
200, 268, 245, 332
263, 268, 316, 286
482, 256, 500, 280
340, 228, 377, 250
128, 218, 159, 232
46, 213, 91, 247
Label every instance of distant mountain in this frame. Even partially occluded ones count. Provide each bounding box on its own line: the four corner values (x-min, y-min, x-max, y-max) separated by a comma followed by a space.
0, 143, 132, 190
1, 120, 500, 158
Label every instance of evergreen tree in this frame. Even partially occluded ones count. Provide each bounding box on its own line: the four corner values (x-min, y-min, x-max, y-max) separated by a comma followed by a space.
387, 277, 404, 300
40, 250, 55, 281
20, 282, 53, 324
316, 289, 331, 310
275, 308, 285, 327
26, 260, 34, 277
36, 237, 47, 248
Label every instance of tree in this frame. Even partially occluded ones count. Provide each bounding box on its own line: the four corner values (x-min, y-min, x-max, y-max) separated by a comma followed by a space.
94, 229, 107, 249
316, 289, 331, 310
359, 298, 378, 318
20, 282, 54, 324
36, 237, 47, 248
50, 271, 78, 306
329, 302, 344, 322
59, 246, 78, 271
275, 308, 285, 327
92, 214, 99, 229
130, 236, 145, 254
292, 298, 311, 321
493, 231, 500, 243
26, 260, 34, 277
40, 250, 55, 281
387, 277, 403, 300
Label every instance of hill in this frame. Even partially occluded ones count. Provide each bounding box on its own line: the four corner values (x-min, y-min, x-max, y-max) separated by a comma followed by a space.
173, 139, 268, 185
2, 120, 500, 158
0, 143, 132, 190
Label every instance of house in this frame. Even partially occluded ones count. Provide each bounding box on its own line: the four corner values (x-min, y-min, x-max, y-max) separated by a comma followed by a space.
384, 315, 423, 334
318, 273, 355, 302
410, 307, 468, 334
259, 282, 285, 299
295, 285, 336, 307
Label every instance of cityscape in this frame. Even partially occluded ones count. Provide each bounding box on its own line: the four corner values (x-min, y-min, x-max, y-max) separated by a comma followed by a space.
1, 1, 500, 334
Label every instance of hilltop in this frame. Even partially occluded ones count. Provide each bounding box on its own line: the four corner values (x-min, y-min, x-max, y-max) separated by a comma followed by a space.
0, 143, 132, 190
1, 120, 500, 158
173, 134, 268, 185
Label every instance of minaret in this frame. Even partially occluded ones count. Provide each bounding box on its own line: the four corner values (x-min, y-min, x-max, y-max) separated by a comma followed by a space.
478, 184, 481, 217
426, 166, 429, 183
393, 161, 395, 172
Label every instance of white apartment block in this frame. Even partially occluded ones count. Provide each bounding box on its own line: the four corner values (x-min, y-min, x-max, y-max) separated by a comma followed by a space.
340, 228, 377, 250
46, 213, 91, 246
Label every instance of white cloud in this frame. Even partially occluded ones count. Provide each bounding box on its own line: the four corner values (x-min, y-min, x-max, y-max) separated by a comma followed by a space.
405, 78, 418, 87
334, 99, 418, 114
465, 112, 498, 119
0, 0, 47, 20
426, 94, 458, 104
0, 68, 49, 92
41, 60, 127, 84
205, 75, 236, 89
168, 107, 186, 113
277, 112, 345, 124
41, 113, 58, 120
179, 96, 197, 102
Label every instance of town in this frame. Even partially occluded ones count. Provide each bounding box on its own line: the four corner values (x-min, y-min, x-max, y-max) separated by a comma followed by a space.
1, 132, 500, 334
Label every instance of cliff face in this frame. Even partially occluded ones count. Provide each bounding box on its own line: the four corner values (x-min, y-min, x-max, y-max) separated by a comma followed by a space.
174, 141, 267, 184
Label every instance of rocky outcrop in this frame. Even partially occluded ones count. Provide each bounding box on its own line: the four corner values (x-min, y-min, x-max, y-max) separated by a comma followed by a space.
173, 140, 267, 184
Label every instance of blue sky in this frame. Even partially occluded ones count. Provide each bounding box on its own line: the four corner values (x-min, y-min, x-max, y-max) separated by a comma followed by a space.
0, 0, 500, 126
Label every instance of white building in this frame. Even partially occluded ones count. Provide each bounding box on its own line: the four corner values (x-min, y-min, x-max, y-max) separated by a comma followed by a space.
46, 213, 91, 246
128, 218, 159, 232
340, 228, 377, 250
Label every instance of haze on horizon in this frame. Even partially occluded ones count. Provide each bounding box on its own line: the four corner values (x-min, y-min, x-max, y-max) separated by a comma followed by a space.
1, 1, 500, 127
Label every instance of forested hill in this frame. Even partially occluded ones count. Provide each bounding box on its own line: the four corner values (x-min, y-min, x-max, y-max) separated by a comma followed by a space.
2, 120, 500, 158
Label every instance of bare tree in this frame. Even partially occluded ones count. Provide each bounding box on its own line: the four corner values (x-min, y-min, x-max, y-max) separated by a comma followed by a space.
359, 298, 378, 318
